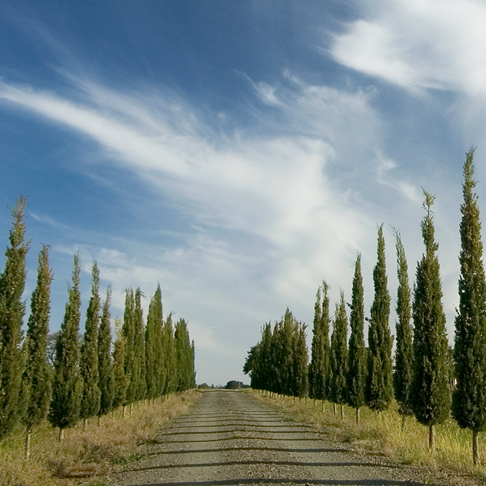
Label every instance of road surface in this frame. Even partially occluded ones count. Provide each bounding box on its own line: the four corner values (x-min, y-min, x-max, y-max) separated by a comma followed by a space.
110, 390, 434, 486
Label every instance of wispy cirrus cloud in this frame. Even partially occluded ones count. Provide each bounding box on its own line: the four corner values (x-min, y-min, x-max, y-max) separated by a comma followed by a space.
330, 0, 486, 97
0, 68, 420, 382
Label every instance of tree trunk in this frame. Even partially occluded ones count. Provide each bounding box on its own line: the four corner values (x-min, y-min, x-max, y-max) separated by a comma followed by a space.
355, 407, 360, 424
59, 428, 64, 442
341, 404, 344, 419
122, 405, 126, 418
98, 414, 101, 426
25, 427, 31, 460
429, 424, 434, 449
333, 403, 336, 415
473, 429, 479, 465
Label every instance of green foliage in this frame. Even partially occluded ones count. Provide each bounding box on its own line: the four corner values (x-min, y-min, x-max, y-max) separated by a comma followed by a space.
330, 292, 348, 406
112, 318, 129, 410
122, 288, 136, 404
348, 255, 366, 411
175, 318, 196, 391
49, 254, 83, 431
394, 232, 413, 416
23, 244, 53, 432
366, 225, 393, 412
0, 196, 29, 437
133, 288, 146, 400
453, 148, 486, 435
98, 288, 114, 417
412, 191, 451, 427
146, 284, 165, 398
163, 313, 177, 394
309, 282, 331, 400
80, 262, 102, 421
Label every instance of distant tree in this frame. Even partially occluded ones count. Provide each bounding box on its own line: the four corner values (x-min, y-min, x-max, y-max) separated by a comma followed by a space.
163, 313, 177, 394
133, 288, 146, 401
0, 196, 29, 438
175, 318, 195, 391
309, 282, 331, 401
98, 288, 114, 421
112, 318, 129, 413
453, 148, 486, 464
22, 244, 53, 458
80, 262, 101, 425
146, 284, 164, 399
347, 254, 366, 423
366, 225, 393, 412
394, 231, 414, 424
49, 254, 83, 440
123, 288, 136, 405
412, 191, 451, 449
293, 322, 309, 398
330, 292, 348, 416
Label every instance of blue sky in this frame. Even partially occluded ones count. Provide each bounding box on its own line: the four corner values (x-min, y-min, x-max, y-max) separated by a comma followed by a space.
0, 0, 484, 385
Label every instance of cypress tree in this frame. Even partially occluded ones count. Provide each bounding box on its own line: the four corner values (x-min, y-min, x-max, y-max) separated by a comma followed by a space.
98, 288, 114, 421
22, 244, 53, 457
164, 313, 177, 394
49, 254, 83, 439
366, 225, 393, 412
133, 288, 146, 400
293, 322, 309, 398
123, 288, 136, 405
112, 318, 129, 413
394, 231, 414, 422
412, 191, 451, 449
80, 262, 101, 424
348, 254, 366, 423
175, 318, 194, 391
309, 282, 331, 401
453, 148, 486, 464
330, 292, 348, 415
146, 284, 164, 399
0, 196, 29, 438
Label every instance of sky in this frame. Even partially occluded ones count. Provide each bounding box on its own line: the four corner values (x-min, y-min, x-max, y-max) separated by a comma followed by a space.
0, 0, 485, 386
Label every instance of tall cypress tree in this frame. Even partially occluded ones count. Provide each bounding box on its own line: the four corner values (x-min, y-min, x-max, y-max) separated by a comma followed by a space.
293, 322, 309, 398
98, 288, 114, 420
112, 318, 129, 413
49, 254, 83, 439
80, 262, 101, 424
453, 148, 486, 464
412, 191, 451, 449
133, 288, 146, 401
0, 196, 29, 438
348, 254, 366, 423
309, 282, 331, 401
394, 232, 414, 421
175, 318, 194, 392
22, 244, 53, 457
123, 288, 137, 405
146, 284, 164, 399
330, 292, 348, 415
164, 313, 177, 394
366, 225, 393, 412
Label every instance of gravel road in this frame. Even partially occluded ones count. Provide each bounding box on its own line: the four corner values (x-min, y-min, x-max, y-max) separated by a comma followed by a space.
109, 390, 434, 486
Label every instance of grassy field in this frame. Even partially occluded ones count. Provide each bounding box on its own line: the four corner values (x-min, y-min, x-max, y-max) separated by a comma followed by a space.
0, 390, 202, 486
251, 389, 486, 485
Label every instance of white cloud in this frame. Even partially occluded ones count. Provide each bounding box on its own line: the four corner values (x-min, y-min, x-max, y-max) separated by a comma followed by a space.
330, 0, 486, 97
0, 70, 417, 383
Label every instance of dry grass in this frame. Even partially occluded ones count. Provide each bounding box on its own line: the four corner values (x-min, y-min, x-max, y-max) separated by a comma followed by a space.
0, 390, 202, 486
250, 390, 486, 485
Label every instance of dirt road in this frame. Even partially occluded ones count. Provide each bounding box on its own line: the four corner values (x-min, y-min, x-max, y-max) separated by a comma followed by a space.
110, 390, 432, 486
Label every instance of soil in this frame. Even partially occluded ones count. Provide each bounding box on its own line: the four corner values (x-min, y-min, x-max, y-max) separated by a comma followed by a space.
108, 390, 446, 486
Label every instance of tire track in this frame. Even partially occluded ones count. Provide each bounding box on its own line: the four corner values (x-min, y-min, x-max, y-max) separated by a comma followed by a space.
110, 390, 430, 486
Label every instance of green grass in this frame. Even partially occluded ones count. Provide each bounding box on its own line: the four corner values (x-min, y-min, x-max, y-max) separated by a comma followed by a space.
0, 390, 202, 486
